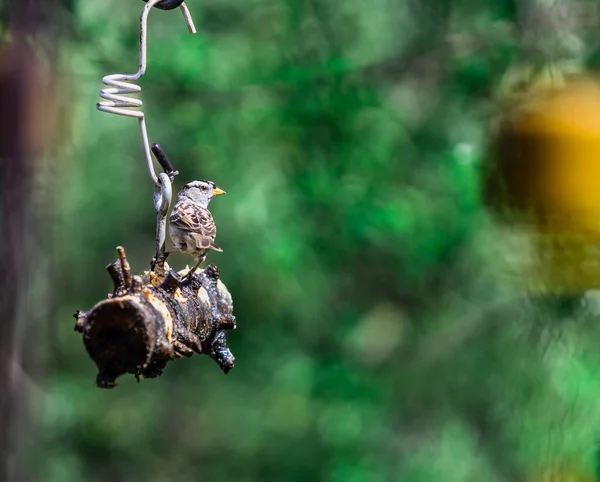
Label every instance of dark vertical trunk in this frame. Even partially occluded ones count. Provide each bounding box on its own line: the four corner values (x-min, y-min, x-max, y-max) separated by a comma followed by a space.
0, 46, 35, 482
0, 1, 59, 480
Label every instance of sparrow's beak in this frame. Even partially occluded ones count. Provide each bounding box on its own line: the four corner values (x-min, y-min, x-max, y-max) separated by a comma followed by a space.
213, 187, 226, 196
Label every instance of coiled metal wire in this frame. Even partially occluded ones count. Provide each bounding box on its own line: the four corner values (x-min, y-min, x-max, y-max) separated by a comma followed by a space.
96, 0, 196, 266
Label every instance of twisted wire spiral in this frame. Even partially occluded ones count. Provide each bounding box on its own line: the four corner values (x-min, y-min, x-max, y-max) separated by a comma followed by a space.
94, 0, 195, 186
97, 74, 144, 120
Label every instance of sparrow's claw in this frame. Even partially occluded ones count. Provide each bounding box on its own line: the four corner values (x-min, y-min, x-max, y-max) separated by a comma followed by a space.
150, 251, 171, 271
183, 268, 197, 283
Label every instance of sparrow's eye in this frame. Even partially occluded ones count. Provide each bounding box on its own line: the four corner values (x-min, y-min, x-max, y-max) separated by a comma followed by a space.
201, 186, 208, 191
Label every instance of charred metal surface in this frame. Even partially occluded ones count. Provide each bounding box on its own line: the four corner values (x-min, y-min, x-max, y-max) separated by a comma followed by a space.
74, 246, 236, 388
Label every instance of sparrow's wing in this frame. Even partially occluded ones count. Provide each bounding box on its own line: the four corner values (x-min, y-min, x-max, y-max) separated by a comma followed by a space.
170, 201, 222, 251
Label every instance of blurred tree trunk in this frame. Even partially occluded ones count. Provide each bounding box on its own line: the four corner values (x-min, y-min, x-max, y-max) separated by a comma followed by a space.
0, 0, 59, 480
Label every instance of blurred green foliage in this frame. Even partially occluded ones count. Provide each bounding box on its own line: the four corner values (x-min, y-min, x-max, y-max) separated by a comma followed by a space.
17, 0, 600, 480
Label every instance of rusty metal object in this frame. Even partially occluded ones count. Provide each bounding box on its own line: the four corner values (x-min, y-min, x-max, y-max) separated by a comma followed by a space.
74, 246, 236, 388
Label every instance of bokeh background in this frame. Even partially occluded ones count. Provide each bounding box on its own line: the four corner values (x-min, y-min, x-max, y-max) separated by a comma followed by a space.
4, 0, 600, 480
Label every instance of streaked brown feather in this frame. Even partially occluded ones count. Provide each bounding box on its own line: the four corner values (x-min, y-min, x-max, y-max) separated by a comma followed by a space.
170, 201, 221, 252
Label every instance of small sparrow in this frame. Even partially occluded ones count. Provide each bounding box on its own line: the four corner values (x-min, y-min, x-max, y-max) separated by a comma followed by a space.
169, 180, 226, 279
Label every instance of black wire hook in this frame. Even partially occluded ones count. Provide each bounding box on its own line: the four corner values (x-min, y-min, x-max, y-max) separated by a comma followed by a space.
151, 143, 178, 180
142, 0, 186, 11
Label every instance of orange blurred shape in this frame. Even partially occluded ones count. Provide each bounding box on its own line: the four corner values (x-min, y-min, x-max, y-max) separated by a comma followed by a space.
484, 76, 600, 293
527, 466, 595, 482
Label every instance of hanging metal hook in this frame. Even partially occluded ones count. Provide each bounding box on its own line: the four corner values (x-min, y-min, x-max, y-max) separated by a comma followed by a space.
96, 0, 196, 270
151, 144, 177, 270
154, 172, 172, 265
96, 0, 196, 187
